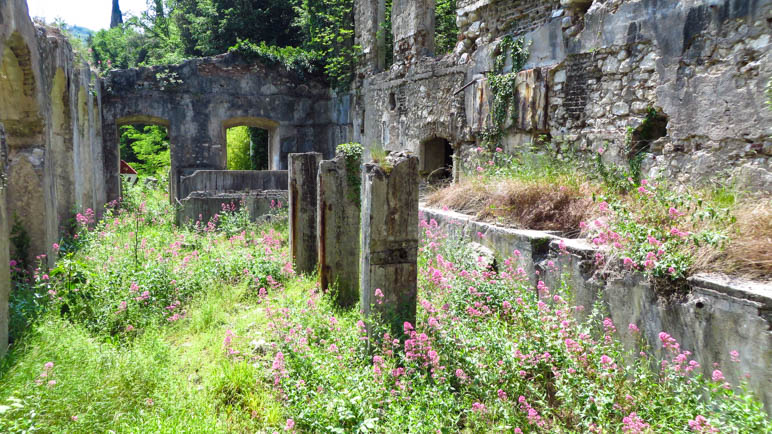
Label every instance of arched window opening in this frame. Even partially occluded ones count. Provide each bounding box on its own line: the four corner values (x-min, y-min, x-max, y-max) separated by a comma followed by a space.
222, 117, 278, 171
0, 32, 44, 148
226, 126, 269, 171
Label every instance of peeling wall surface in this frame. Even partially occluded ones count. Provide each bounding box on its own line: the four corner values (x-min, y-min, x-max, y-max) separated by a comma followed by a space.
101, 55, 350, 201
0, 0, 108, 354
0, 0, 106, 265
355, 0, 772, 190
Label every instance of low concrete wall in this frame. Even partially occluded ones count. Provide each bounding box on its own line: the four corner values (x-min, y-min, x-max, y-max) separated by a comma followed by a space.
420, 206, 772, 414
178, 170, 288, 201
177, 190, 287, 226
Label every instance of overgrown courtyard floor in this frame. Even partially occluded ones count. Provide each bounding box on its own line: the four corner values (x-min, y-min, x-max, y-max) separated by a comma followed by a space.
0, 183, 769, 433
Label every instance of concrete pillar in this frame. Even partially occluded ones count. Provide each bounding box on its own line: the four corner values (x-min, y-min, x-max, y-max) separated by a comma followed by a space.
318, 152, 361, 308
360, 151, 419, 333
0, 125, 9, 356
392, 0, 436, 63
289, 152, 322, 274
355, 0, 387, 74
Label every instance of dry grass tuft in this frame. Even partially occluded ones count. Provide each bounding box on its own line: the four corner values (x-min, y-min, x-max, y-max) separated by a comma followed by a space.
426, 179, 594, 233
694, 201, 772, 280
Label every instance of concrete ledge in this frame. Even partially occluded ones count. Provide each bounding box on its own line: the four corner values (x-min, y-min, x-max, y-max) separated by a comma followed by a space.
420, 205, 772, 414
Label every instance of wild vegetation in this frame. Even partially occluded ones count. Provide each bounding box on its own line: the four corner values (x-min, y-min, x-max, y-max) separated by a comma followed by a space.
0, 181, 768, 432
427, 141, 772, 281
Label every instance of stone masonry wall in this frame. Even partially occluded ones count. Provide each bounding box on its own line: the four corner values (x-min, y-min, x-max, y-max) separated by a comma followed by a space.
1, 0, 107, 265
356, 0, 772, 191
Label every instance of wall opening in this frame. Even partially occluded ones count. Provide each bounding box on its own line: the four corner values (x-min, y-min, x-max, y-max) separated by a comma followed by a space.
116, 116, 171, 182
434, 0, 458, 56
226, 126, 269, 170
629, 108, 668, 157
222, 117, 279, 170
419, 137, 453, 183
382, 0, 394, 68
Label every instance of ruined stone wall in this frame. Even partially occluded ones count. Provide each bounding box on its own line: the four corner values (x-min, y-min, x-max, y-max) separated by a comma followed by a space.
356, 0, 772, 191
356, 58, 467, 152
0, 0, 110, 353
0, 0, 107, 266
102, 54, 349, 201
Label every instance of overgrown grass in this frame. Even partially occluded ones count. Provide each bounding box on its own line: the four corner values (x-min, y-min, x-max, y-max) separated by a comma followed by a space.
428, 144, 771, 280
0, 179, 768, 432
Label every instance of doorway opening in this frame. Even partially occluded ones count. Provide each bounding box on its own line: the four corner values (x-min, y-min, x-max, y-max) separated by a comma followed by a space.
419, 137, 453, 183
118, 122, 171, 182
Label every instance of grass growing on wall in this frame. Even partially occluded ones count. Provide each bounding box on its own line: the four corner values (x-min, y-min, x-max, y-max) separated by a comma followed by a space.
0, 181, 768, 432
428, 143, 772, 281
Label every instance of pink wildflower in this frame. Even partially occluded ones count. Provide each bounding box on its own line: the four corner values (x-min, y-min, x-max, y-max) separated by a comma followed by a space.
622, 412, 650, 434
711, 370, 725, 382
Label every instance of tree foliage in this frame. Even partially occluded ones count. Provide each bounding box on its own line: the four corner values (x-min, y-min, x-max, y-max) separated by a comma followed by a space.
226, 126, 270, 171
293, 0, 357, 91
120, 125, 171, 176
91, 0, 184, 72
226, 126, 252, 171
435, 0, 457, 55
174, 0, 301, 57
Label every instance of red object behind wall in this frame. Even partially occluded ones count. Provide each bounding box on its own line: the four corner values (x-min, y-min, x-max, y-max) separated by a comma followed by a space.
120, 160, 138, 175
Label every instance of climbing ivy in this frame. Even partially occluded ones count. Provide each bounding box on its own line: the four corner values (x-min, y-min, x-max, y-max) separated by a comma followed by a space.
482, 35, 530, 146
336, 142, 363, 207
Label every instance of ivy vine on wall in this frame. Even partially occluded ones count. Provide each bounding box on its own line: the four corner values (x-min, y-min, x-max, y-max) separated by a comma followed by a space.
482, 35, 530, 146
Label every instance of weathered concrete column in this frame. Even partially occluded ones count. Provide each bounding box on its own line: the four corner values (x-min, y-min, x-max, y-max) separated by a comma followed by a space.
360, 152, 419, 332
289, 152, 322, 274
0, 126, 9, 356
318, 151, 362, 308
392, 0, 436, 63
